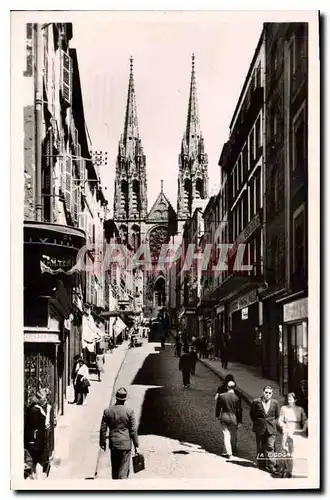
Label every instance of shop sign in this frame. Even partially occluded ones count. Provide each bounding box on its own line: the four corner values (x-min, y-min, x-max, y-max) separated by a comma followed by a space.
241, 307, 249, 320
228, 213, 261, 259
216, 305, 225, 314
24, 332, 60, 343
283, 298, 308, 323
229, 289, 258, 314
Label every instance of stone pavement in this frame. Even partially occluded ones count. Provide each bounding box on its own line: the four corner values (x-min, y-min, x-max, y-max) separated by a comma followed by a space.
198, 358, 285, 406
48, 342, 129, 480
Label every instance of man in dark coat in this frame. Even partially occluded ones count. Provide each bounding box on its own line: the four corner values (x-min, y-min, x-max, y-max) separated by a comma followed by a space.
99, 387, 139, 479
250, 385, 280, 473
179, 349, 192, 388
216, 381, 242, 458
189, 346, 198, 375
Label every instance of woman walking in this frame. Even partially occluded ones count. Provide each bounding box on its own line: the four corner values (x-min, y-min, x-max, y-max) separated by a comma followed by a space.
96, 349, 105, 382
279, 392, 308, 478
75, 359, 90, 406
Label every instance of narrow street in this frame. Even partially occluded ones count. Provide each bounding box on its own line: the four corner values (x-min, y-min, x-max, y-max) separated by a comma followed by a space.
96, 335, 278, 481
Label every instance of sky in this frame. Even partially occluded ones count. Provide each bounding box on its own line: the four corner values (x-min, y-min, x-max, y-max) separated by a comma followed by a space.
71, 12, 264, 215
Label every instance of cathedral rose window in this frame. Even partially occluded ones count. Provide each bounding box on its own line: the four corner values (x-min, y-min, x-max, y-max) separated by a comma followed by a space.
149, 226, 170, 262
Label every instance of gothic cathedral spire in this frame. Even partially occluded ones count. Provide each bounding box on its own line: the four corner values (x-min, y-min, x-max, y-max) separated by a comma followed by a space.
177, 54, 208, 221
114, 57, 148, 248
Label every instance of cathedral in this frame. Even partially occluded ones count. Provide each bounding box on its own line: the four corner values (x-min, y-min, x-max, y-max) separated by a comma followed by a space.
113, 55, 208, 320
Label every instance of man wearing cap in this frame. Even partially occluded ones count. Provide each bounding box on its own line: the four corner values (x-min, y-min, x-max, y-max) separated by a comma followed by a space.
99, 387, 139, 479
215, 380, 242, 459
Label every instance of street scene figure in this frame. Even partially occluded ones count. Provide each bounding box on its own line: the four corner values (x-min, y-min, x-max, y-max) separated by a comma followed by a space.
189, 346, 198, 375
75, 359, 90, 406
96, 350, 105, 382
70, 354, 81, 404
278, 392, 308, 478
24, 390, 50, 479
249, 386, 280, 474
179, 349, 192, 388
99, 388, 140, 479
216, 380, 242, 459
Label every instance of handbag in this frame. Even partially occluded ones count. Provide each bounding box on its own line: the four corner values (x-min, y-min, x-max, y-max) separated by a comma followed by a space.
82, 378, 91, 388
132, 453, 145, 473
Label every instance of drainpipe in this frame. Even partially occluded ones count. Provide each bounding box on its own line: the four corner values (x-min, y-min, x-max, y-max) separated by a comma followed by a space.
35, 23, 43, 222
49, 126, 54, 223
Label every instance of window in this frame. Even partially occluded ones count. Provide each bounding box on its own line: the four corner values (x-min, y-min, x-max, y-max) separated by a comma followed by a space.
293, 205, 306, 275
60, 49, 72, 105
255, 170, 261, 213
243, 190, 248, 227
242, 145, 248, 180
255, 63, 261, 88
255, 115, 261, 152
249, 130, 255, 167
292, 103, 307, 173
250, 178, 255, 218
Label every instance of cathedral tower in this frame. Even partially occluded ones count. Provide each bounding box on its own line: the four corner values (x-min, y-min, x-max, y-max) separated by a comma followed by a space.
177, 54, 209, 223
113, 57, 148, 250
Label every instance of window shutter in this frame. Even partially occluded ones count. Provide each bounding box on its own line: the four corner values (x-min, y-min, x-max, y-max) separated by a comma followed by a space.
61, 49, 72, 105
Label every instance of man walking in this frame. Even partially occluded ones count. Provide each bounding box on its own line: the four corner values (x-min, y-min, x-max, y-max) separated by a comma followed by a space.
250, 385, 280, 473
216, 380, 242, 459
99, 387, 140, 479
179, 348, 192, 388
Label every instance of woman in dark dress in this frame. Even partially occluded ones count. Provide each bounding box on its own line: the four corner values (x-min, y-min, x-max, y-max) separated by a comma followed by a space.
24, 391, 48, 479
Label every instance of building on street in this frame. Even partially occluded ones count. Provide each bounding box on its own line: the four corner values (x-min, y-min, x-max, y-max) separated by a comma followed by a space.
217, 30, 266, 368
260, 22, 308, 409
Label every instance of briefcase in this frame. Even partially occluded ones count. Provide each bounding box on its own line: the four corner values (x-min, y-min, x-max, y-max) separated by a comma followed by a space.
132, 453, 145, 473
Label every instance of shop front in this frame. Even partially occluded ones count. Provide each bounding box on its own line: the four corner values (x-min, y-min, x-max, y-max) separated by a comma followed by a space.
278, 296, 308, 413
214, 304, 225, 358
228, 289, 263, 367
24, 221, 86, 429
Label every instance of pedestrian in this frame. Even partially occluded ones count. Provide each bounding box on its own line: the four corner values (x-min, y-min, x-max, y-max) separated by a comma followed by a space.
70, 354, 81, 403
96, 349, 105, 382
189, 346, 198, 375
75, 358, 90, 406
99, 387, 140, 479
179, 348, 192, 388
215, 374, 237, 401
278, 392, 308, 478
221, 335, 230, 369
24, 390, 49, 479
174, 339, 182, 358
160, 335, 166, 350
109, 338, 114, 354
249, 385, 280, 474
216, 380, 242, 459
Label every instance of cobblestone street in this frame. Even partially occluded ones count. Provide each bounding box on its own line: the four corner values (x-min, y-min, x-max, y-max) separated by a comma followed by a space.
96, 336, 281, 482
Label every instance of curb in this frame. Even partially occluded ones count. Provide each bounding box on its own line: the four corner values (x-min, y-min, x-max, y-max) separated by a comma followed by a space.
198, 358, 254, 407
94, 344, 130, 479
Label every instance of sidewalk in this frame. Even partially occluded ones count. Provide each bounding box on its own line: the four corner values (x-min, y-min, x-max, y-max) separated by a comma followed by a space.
48, 342, 129, 480
198, 357, 285, 406
169, 329, 284, 406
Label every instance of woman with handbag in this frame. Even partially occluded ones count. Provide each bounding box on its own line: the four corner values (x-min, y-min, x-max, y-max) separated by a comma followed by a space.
75, 359, 90, 406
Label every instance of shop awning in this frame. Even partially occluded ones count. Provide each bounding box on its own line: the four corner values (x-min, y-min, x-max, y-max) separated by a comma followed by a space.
82, 315, 103, 351
109, 317, 127, 338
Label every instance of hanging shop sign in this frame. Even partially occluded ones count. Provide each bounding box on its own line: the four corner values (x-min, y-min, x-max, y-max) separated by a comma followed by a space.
216, 305, 225, 314
228, 213, 261, 259
229, 289, 258, 314
241, 307, 249, 320
283, 298, 308, 323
